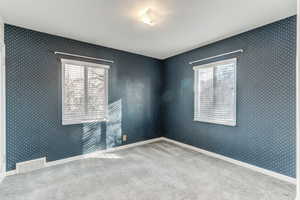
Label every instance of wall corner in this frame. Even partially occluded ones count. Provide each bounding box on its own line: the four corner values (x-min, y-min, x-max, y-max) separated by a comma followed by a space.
0, 16, 3, 45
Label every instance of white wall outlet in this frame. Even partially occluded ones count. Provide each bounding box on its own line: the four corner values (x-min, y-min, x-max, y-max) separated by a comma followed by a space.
122, 134, 127, 142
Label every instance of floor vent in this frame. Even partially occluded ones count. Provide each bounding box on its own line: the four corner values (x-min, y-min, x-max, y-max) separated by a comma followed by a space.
16, 157, 46, 174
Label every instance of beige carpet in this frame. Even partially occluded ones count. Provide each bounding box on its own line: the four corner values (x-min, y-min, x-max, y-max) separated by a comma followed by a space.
0, 141, 296, 200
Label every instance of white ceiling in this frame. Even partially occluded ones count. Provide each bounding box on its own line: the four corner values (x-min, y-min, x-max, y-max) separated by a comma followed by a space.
0, 0, 296, 59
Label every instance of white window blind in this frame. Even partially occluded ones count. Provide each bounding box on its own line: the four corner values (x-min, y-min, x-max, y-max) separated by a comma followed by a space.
61, 59, 109, 125
193, 58, 236, 126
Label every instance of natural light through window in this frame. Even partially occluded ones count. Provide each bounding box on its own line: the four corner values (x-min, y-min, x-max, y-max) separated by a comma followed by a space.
61, 59, 109, 125
193, 58, 236, 126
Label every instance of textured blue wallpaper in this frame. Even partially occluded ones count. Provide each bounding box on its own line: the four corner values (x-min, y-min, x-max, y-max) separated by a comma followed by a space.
4, 16, 296, 177
162, 16, 296, 177
5, 25, 163, 171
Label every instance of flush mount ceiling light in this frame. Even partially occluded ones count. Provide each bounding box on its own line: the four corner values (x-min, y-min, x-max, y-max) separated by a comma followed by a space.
140, 8, 156, 26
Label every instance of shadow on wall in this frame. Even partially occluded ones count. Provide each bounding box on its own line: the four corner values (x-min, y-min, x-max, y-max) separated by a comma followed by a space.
82, 99, 122, 154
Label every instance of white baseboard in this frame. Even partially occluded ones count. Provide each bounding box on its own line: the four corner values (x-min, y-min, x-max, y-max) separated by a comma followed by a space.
5, 137, 163, 177
5, 170, 16, 176
0, 172, 4, 183
16, 157, 46, 174
161, 137, 296, 185
45, 137, 163, 168
4, 136, 296, 186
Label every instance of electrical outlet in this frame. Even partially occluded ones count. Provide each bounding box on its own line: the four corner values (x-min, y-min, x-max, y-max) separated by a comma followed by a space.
122, 134, 127, 142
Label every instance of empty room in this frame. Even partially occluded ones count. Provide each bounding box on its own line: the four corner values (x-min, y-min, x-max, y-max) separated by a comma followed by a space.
0, 0, 299, 199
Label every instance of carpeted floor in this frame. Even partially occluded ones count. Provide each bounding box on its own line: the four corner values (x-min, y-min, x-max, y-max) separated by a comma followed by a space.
0, 141, 296, 200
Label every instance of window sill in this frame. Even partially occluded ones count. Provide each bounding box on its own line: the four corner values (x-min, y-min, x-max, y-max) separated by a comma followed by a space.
193, 119, 236, 127
62, 119, 107, 126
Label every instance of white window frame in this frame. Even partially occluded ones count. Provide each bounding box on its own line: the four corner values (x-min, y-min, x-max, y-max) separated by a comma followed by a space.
193, 58, 237, 126
61, 59, 110, 125
0, 43, 6, 180
0, 16, 5, 180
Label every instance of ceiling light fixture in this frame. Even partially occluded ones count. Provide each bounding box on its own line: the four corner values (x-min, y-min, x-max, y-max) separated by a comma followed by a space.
140, 8, 156, 26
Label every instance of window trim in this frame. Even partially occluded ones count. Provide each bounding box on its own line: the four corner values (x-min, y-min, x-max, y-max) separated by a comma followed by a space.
193, 58, 237, 126
61, 58, 110, 125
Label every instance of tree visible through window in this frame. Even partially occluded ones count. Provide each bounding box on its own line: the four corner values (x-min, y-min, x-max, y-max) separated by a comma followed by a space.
193, 58, 236, 126
62, 59, 109, 125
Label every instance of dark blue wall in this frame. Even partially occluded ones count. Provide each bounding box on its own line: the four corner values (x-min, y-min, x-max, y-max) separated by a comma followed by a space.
5, 16, 296, 177
162, 16, 296, 177
5, 25, 163, 171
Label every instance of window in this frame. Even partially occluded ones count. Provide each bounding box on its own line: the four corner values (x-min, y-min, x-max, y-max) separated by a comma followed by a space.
61, 59, 109, 125
193, 58, 236, 126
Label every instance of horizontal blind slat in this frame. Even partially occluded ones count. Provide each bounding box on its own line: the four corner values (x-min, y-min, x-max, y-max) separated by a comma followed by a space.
63, 62, 107, 125
194, 58, 236, 126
